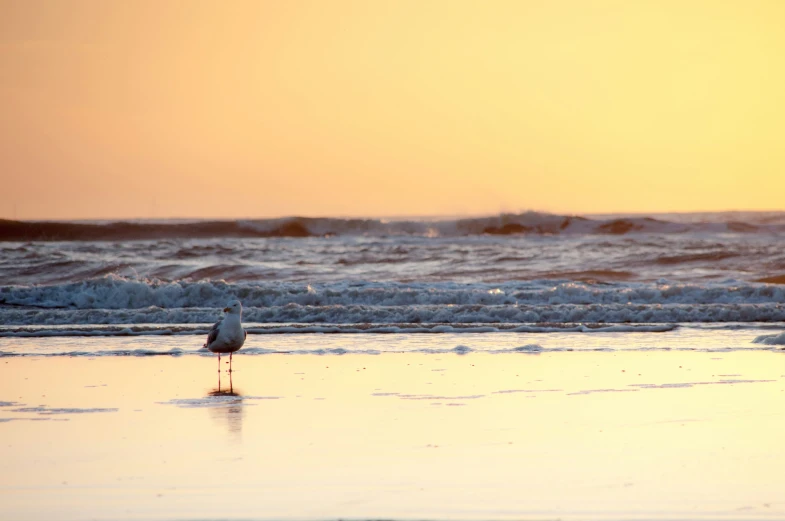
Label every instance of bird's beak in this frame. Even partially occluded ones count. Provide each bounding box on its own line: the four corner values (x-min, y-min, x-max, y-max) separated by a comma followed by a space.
223, 307, 230, 312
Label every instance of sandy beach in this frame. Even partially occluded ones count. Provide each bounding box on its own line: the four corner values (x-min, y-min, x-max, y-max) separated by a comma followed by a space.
2, 343, 784, 521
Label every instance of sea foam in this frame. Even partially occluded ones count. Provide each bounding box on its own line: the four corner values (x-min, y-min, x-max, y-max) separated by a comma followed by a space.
752, 332, 785, 345
2, 277, 785, 327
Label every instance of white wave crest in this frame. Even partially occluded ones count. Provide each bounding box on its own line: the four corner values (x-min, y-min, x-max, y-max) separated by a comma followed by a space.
3, 276, 785, 310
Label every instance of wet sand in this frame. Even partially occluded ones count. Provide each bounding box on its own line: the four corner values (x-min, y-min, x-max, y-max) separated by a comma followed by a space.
1, 350, 784, 520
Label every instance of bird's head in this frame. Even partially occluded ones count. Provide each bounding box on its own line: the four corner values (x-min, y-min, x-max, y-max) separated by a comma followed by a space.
223, 300, 242, 315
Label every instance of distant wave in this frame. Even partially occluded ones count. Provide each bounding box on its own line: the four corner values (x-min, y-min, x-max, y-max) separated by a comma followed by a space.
3, 211, 785, 241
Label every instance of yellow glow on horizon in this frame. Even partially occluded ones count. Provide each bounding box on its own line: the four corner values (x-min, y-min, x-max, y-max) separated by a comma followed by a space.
1, 0, 784, 219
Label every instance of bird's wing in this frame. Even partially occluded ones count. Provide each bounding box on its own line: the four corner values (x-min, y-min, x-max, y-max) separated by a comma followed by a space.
204, 320, 222, 348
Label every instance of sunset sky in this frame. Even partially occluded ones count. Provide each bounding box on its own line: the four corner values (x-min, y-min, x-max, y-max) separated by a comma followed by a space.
1, 0, 784, 220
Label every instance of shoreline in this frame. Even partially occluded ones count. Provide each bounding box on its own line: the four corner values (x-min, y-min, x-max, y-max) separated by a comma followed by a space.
2, 348, 784, 520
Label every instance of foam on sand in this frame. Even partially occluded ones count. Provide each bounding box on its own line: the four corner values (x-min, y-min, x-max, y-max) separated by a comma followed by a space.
752, 331, 785, 345
1, 327, 781, 357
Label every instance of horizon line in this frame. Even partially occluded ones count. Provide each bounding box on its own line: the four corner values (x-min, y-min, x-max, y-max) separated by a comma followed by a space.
3, 208, 785, 223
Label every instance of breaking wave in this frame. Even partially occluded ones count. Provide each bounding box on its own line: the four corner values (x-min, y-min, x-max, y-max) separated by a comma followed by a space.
5, 277, 785, 309
2, 277, 785, 328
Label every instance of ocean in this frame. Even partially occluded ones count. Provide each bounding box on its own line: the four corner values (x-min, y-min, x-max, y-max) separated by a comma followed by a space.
1, 211, 785, 351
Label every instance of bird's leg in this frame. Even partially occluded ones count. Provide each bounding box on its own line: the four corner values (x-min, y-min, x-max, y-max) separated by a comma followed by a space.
229, 352, 233, 373
217, 353, 221, 372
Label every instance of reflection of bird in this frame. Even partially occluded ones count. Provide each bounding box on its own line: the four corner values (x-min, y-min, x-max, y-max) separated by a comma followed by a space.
211, 369, 238, 395
208, 371, 244, 435
203, 300, 246, 372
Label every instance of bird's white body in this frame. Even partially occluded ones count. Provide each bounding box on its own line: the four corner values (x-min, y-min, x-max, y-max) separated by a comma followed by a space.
205, 313, 245, 353
204, 301, 246, 357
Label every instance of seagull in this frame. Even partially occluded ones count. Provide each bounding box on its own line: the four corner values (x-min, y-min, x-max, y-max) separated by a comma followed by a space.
203, 300, 246, 372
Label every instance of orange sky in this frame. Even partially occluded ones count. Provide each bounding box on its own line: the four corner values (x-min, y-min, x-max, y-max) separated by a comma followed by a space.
1, 0, 784, 220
